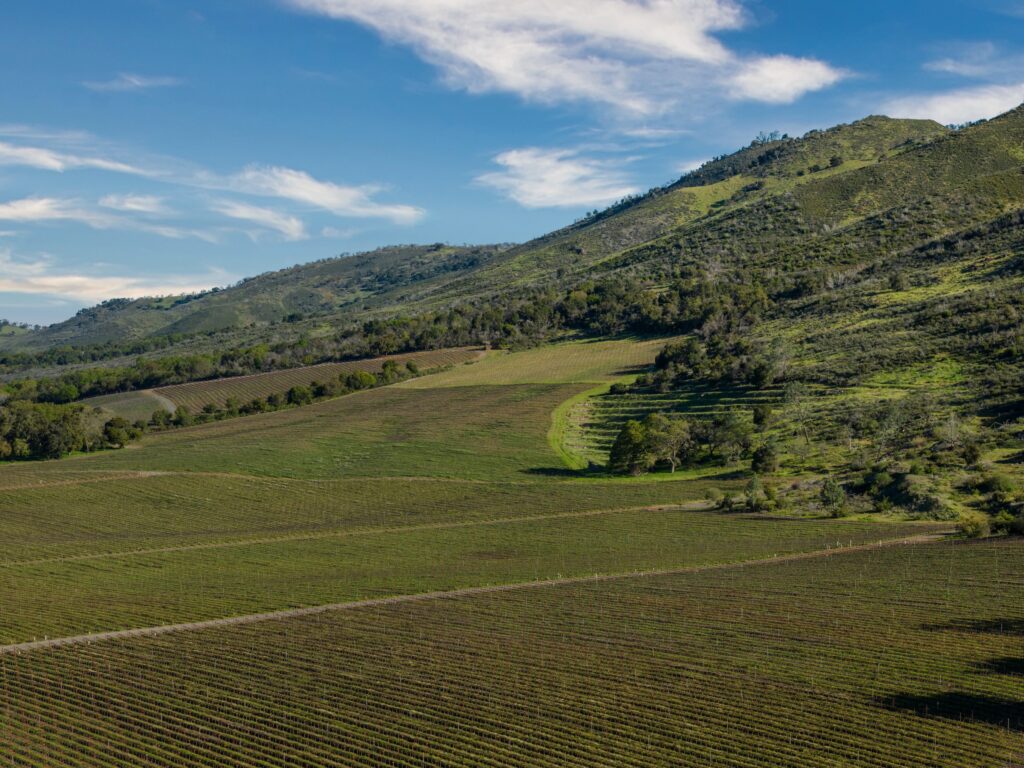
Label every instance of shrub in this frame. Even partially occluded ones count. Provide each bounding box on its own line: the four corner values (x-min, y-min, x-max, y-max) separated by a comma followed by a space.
821, 477, 847, 517
957, 511, 990, 539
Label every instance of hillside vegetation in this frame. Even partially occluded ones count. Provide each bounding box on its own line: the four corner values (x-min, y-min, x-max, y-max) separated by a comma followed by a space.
1, 107, 1023, 766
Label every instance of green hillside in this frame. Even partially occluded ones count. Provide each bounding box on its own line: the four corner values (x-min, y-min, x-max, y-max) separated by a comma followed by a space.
0, 114, 956, 356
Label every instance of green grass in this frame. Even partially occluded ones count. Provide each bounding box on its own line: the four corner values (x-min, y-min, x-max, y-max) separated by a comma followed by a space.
1, 539, 1018, 767
400, 336, 669, 387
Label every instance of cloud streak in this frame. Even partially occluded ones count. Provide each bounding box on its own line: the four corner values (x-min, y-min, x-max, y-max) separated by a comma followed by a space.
225, 165, 425, 224
0, 197, 218, 242
476, 148, 638, 208
211, 199, 309, 241
0, 140, 143, 174
82, 73, 184, 92
0, 249, 230, 303
883, 82, 1024, 125
286, 0, 846, 116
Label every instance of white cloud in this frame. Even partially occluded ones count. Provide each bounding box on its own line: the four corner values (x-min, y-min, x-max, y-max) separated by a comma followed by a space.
476, 148, 638, 208
0, 197, 117, 229
0, 140, 143, 174
730, 55, 847, 104
0, 197, 218, 242
287, 0, 844, 116
211, 200, 309, 241
82, 73, 183, 92
227, 165, 425, 224
322, 226, 357, 238
99, 194, 170, 214
925, 42, 1002, 78
0, 128, 425, 228
882, 82, 1024, 125
0, 249, 230, 303
678, 158, 710, 173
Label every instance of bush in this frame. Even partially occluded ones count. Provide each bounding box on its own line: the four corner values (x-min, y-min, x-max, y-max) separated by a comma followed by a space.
821, 477, 847, 517
957, 511, 990, 539
751, 442, 779, 474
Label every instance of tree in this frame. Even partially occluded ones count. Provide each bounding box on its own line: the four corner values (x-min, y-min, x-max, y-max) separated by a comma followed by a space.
642, 413, 693, 473
707, 409, 752, 462
103, 417, 131, 448
745, 475, 767, 512
609, 420, 652, 475
287, 385, 313, 406
751, 441, 779, 474
821, 477, 847, 517
173, 406, 193, 427
151, 409, 173, 428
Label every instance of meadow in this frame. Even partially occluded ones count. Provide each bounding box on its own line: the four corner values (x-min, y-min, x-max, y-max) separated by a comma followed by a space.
0, 539, 1018, 767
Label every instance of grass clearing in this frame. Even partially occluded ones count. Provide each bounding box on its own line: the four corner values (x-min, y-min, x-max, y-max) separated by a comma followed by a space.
400, 336, 670, 387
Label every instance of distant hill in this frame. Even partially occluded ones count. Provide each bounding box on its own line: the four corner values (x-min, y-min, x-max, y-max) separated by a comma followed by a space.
4, 108, 1023, 361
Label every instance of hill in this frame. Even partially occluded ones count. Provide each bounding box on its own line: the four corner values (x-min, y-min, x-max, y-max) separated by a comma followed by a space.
0, 114, 953, 356
1, 107, 1023, 767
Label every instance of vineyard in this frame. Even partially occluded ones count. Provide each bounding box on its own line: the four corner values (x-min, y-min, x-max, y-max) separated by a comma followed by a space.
1, 335, 1019, 765
0, 506, 943, 643
0, 539, 1019, 766
154, 347, 485, 412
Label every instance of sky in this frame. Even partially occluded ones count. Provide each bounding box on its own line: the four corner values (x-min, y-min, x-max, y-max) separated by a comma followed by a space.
1, 0, 1023, 325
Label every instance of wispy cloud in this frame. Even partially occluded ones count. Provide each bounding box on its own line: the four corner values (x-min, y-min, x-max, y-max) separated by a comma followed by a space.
0, 197, 116, 229
678, 158, 710, 174
286, 0, 846, 118
924, 41, 1024, 80
99, 194, 170, 214
226, 165, 425, 224
0, 249, 231, 303
211, 199, 309, 241
82, 73, 183, 92
882, 82, 1024, 124
0, 197, 218, 242
0, 131, 425, 229
476, 148, 638, 208
0, 140, 143, 174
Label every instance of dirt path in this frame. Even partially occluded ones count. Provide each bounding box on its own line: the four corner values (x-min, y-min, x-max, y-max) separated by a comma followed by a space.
0, 503, 706, 568
0, 533, 947, 656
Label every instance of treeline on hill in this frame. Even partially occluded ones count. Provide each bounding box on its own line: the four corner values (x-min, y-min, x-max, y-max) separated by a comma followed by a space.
0, 359, 422, 462
2, 269, 776, 405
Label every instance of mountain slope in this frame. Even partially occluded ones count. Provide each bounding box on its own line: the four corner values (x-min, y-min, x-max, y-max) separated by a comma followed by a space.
1, 115, 953, 354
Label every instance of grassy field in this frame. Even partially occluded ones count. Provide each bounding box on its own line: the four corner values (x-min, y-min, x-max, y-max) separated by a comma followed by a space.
400, 336, 671, 387
0, 539, 1018, 767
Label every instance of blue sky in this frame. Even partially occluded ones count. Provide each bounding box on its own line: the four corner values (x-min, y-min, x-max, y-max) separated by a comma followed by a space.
1, 0, 1023, 325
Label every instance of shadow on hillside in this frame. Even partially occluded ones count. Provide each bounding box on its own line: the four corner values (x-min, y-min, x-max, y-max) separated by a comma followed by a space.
522, 466, 592, 478
876, 692, 1023, 731
997, 450, 1024, 466
979, 657, 1024, 677
922, 618, 1024, 636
